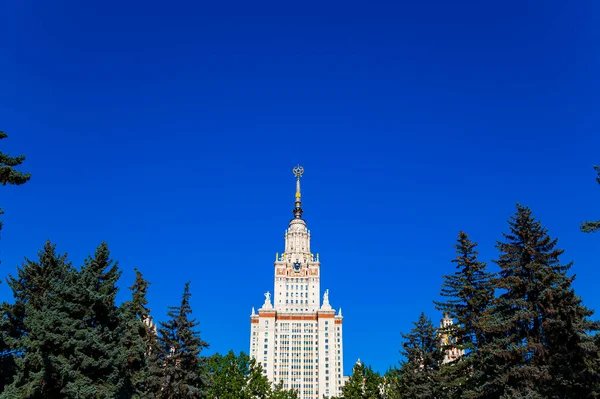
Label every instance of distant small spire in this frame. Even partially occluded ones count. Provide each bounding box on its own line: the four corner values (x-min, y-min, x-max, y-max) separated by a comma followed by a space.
292, 165, 304, 219
251, 307, 256, 316
338, 307, 343, 317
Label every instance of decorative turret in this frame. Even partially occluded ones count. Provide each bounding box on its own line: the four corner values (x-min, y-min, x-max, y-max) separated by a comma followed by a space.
439, 313, 464, 364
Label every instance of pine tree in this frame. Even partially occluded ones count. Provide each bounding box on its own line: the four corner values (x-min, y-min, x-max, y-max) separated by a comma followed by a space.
478, 204, 600, 398
581, 165, 600, 233
393, 312, 444, 399
0, 131, 31, 234
158, 282, 210, 398
336, 359, 384, 399
433, 231, 494, 398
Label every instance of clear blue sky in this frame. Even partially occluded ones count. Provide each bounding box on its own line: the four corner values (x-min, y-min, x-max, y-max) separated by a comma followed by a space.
1, 0, 599, 374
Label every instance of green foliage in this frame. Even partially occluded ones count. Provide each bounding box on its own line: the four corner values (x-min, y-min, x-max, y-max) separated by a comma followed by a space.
205, 350, 298, 399
336, 360, 384, 399
581, 165, 600, 233
119, 269, 162, 398
0, 131, 30, 187
478, 204, 600, 398
158, 282, 210, 398
0, 131, 31, 233
393, 312, 444, 399
270, 380, 299, 399
206, 350, 270, 399
434, 231, 494, 398
1, 242, 135, 398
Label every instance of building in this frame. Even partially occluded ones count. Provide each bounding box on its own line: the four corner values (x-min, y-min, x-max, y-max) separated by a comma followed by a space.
439, 313, 465, 364
250, 166, 345, 399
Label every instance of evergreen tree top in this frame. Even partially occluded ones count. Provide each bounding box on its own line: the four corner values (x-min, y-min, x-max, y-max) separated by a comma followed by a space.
581, 165, 600, 233
0, 131, 31, 186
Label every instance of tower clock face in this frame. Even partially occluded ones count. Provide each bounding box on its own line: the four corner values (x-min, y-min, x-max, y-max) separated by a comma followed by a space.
293, 261, 301, 272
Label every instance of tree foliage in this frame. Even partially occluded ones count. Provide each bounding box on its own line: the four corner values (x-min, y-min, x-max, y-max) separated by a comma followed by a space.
477, 204, 600, 398
434, 231, 494, 398
0, 131, 31, 233
1, 242, 131, 398
335, 360, 384, 399
393, 312, 444, 399
206, 350, 270, 399
581, 165, 600, 233
158, 282, 210, 398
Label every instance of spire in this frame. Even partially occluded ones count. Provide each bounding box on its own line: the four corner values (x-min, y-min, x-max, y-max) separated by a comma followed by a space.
292, 165, 304, 219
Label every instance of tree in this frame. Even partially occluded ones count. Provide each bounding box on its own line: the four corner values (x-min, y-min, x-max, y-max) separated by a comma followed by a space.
393, 312, 444, 399
581, 165, 600, 233
336, 359, 384, 399
1, 242, 134, 398
270, 380, 299, 399
70, 242, 125, 397
118, 269, 162, 398
433, 232, 494, 398
206, 350, 270, 399
0, 131, 31, 233
1, 242, 78, 398
478, 204, 600, 398
158, 282, 210, 398
1, 241, 71, 393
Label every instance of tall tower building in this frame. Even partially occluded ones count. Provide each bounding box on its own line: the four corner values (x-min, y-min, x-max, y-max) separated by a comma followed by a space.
250, 166, 345, 399
439, 314, 465, 364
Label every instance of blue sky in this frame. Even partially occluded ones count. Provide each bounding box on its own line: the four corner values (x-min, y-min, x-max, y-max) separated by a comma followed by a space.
1, 0, 599, 373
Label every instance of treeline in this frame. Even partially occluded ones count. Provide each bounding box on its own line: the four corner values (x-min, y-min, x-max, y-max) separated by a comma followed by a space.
335, 200, 600, 399
0, 132, 298, 398
0, 241, 298, 399
2, 132, 600, 398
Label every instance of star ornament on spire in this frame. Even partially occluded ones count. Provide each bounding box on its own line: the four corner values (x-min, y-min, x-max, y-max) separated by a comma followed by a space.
293, 165, 304, 178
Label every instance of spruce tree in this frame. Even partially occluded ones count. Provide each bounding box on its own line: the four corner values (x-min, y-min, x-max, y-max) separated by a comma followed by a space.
2, 242, 131, 398
119, 269, 161, 398
0, 131, 31, 236
1, 242, 77, 398
393, 312, 444, 399
433, 231, 494, 398
581, 165, 600, 233
478, 204, 600, 398
72, 242, 125, 397
158, 282, 210, 398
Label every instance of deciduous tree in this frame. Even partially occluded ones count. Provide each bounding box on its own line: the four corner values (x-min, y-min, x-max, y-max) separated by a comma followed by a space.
336, 359, 384, 399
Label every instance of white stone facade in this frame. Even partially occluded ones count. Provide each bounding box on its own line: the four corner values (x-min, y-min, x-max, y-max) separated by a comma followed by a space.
250, 168, 345, 399
440, 314, 465, 364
